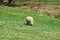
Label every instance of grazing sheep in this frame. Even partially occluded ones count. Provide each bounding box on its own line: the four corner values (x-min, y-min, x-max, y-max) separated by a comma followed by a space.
26, 16, 34, 26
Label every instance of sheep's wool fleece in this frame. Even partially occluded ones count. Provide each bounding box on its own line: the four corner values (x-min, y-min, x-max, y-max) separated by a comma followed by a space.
26, 16, 33, 24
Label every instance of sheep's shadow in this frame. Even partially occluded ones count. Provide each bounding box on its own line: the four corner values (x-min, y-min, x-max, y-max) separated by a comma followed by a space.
24, 23, 32, 26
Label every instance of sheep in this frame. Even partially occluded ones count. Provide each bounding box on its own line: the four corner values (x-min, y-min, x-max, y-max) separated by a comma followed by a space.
26, 16, 34, 26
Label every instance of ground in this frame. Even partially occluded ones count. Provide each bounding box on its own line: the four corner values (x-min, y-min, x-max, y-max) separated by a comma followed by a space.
17, 2, 60, 19
0, 6, 60, 40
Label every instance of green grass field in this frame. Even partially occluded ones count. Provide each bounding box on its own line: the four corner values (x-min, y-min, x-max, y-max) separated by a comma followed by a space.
0, 6, 60, 40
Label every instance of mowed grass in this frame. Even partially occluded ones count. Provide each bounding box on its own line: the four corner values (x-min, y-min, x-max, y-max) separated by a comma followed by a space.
0, 6, 60, 40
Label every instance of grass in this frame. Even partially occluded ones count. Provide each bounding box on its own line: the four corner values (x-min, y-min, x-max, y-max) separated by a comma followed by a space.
15, 0, 60, 5
39, 0, 60, 5
0, 6, 60, 40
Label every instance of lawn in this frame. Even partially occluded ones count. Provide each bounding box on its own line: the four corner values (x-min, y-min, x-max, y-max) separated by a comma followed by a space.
0, 6, 60, 40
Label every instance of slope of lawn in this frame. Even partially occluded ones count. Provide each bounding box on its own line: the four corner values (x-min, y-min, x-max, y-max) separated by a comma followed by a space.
0, 6, 60, 40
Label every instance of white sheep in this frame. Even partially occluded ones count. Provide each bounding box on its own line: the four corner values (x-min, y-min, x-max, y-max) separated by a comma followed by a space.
26, 16, 34, 26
